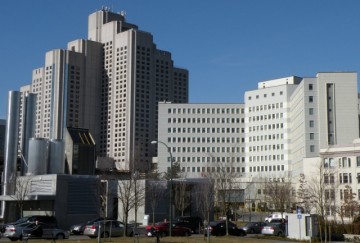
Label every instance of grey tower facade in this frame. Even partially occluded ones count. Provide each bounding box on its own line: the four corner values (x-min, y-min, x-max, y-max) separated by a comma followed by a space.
87, 10, 188, 172
18, 9, 188, 173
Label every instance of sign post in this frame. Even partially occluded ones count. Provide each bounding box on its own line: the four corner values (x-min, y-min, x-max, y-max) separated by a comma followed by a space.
297, 208, 302, 240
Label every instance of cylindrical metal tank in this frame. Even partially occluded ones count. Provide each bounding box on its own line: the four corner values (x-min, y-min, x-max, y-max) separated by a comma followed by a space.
27, 138, 48, 175
3, 91, 20, 196
21, 93, 37, 175
48, 139, 65, 174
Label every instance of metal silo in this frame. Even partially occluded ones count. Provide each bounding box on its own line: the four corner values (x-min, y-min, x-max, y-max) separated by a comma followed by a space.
21, 93, 36, 175
2, 91, 20, 219
27, 138, 48, 175
48, 139, 65, 174
3, 91, 20, 196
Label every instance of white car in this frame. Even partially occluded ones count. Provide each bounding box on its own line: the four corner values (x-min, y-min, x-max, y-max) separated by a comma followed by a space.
264, 213, 286, 222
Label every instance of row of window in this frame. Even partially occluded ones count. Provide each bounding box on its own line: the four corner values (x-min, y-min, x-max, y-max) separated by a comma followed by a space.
324, 156, 360, 168
170, 146, 243, 153
248, 123, 284, 132
248, 102, 284, 112
180, 166, 244, 173
249, 164, 285, 172
168, 127, 242, 135
248, 113, 284, 122
167, 156, 243, 163
168, 136, 243, 144
248, 92, 283, 100
249, 154, 285, 162
249, 133, 284, 142
249, 144, 284, 152
167, 117, 244, 124
324, 173, 360, 184
168, 107, 244, 114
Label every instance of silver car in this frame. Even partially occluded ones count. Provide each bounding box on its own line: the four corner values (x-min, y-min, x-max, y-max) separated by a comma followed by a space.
261, 222, 285, 236
83, 220, 125, 238
4, 222, 69, 241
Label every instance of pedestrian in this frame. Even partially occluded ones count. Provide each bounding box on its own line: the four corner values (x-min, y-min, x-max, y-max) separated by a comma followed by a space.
31, 220, 43, 237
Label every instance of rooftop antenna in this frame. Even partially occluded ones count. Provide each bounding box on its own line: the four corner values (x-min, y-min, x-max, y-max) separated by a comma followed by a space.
120, 10, 126, 17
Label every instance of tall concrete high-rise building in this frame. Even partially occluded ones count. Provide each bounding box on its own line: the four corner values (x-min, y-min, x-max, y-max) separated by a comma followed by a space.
86, 10, 188, 172
18, 8, 188, 173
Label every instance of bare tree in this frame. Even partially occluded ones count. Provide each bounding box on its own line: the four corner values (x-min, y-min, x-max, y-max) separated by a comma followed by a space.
207, 153, 240, 236
297, 173, 312, 213
263, 177, 294, 215
338, 185, 359, 233
9, 176, 32, 218
146, 179, 165, 225
117, 175, 145, 236
174, 178, 191, 216
194, 177, 214, 243
306, 159, 332, 243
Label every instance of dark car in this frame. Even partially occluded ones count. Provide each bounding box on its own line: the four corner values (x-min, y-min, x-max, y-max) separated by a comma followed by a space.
175, 216, 203, 233
145, 222, 192, 237
8, 215, 57, 227
70, 217, 104, 235
269, 218, 287, 224
204, 221, 246, 236
1, 215, 58, 234
240, 222, 268, 234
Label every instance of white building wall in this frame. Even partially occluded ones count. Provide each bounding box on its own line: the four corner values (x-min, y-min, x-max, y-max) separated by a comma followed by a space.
317, 72, 359, 148
245, 77, 298, 180
157, 102, 245, 178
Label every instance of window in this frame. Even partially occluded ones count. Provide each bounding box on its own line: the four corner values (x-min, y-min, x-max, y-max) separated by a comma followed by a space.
309, 120, 314, 127
309, 108, 314, 115
324, 174, 329, 184
309, 96, 314, 103
330, 174, 334, 184
324, 159, 329, 168
310, 145, 315, 152
310, 133, 314, 140
309, 84, 313, 90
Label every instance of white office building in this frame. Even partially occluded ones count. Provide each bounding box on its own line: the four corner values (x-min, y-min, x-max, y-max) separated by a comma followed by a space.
155, 102, 245, 178
245, 72, 359, 182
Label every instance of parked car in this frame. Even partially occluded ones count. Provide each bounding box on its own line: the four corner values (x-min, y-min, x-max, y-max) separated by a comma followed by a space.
261, 222, 285, 236
69, 217, 104, 235
267, 218, 287, 225
145, 222, 192, 237
4, 221, 69, 241
3, 215, 57, 229
204, 221, 246, 236
83, 220, 126, 238
239, 222, 268, 234
175, 216, 203, 233
264, 213, 286, 223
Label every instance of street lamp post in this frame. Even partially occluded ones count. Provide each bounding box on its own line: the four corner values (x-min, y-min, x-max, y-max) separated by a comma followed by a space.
132, 170, 139, 242
151, 140, 173, 237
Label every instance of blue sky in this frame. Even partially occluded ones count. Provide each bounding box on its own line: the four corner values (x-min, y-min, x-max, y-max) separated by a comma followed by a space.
1, 0, 360, 119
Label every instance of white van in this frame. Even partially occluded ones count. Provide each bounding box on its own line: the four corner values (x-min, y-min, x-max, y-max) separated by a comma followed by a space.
264, 212, 286, 222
